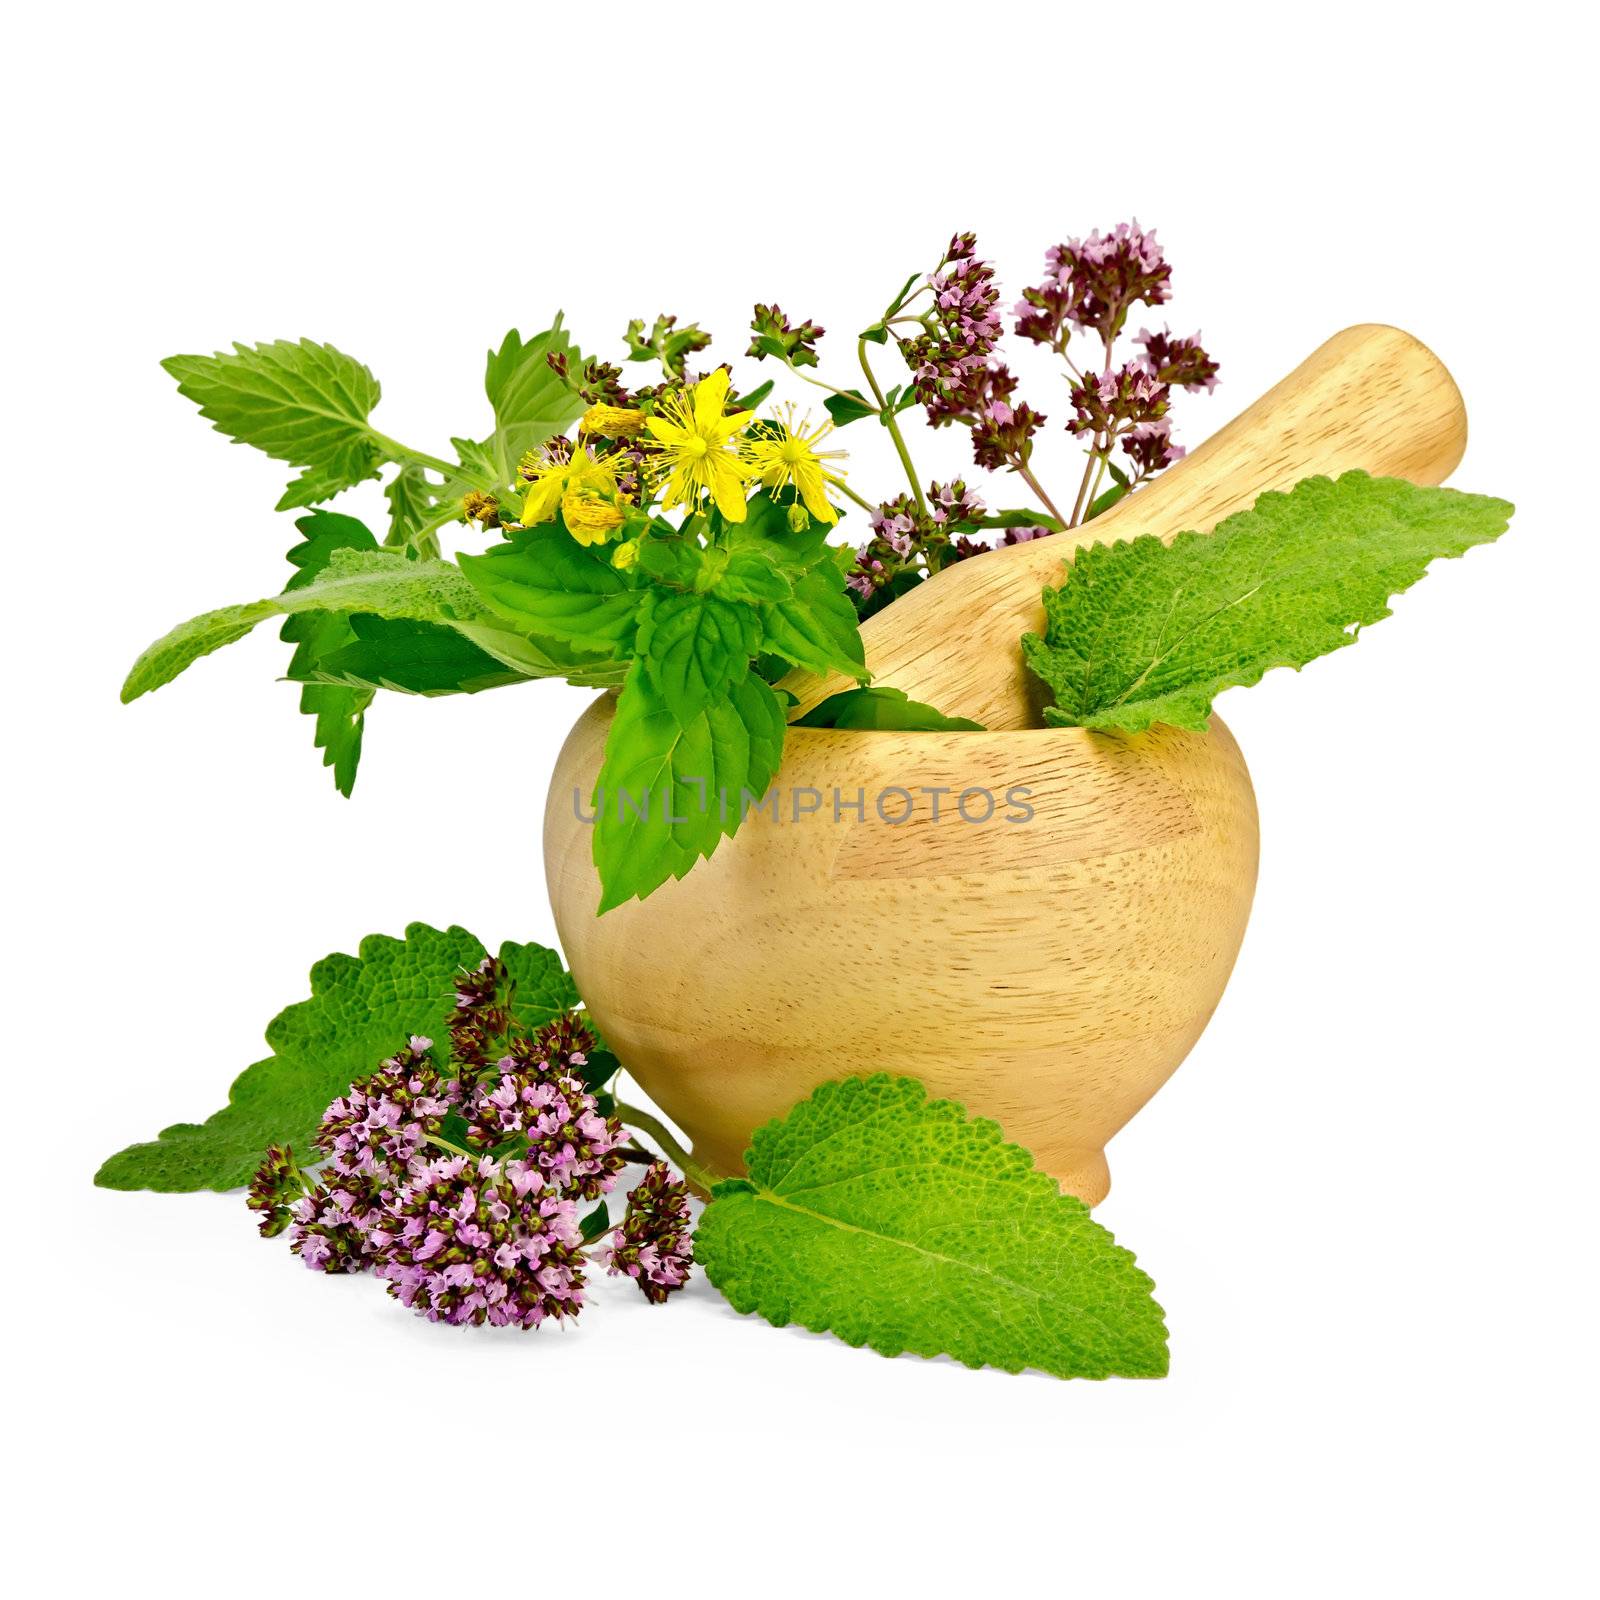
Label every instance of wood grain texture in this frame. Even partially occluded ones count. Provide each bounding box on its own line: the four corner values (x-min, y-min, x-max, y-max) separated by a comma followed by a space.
784, 323, 1468, 729
544, 325, 1465, 1202
546, 707, 1260, 1204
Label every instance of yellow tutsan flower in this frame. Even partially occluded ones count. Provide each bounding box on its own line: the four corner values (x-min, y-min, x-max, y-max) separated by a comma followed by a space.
610, 538, 640, 570
520, 446, 625, 535
562, 488, 628, 545
579, 403, 648, 440
642, 368, 754, 521
742, 406, 848, 524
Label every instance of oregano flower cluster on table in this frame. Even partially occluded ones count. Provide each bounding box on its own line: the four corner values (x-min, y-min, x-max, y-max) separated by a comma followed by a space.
245, 955, 693, 1327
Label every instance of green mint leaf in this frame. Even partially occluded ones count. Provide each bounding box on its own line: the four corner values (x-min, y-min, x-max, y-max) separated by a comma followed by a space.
1023, 472, 1513, 733
449, 620, 631, 688
727, 495, 837, 570
96, 925, 577, 1191
716, 543, 794, 604
823, 389, 878, 427
280, 510, 379, 795
161, 339, 388, 507
94, 924, 569, 1192
297, 615, 532, 696
458, 528, 645, 654
592, 661, 785, 912
639, 591, 762, 724
121, 550, 492, 702
696, 1075, 1168, 1380
759, 565, 869, 681
633, 536, 717, 591
792, 686, 983, 731
483, 321, 587, 482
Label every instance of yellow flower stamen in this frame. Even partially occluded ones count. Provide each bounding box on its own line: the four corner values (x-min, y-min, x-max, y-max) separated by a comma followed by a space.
641, 368, 754, 521
519, 446, 624, 530
740, 405, 848, 525
461, 490, 501, 528
562, 487, 628, 545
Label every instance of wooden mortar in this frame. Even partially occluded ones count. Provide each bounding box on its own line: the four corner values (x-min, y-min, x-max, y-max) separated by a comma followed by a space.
544, 326, 1467, 1203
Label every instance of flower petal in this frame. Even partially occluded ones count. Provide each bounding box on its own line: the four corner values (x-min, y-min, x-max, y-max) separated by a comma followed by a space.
692, 368, 732, 432
709, 455, 749, 521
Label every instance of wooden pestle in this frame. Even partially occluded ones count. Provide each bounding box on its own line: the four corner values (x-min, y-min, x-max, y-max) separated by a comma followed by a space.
784, 324, 1469, 730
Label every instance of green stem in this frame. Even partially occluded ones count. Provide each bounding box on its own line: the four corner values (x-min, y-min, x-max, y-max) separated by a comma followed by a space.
370, 431, 497, 493
615, 1099, 717, 1195
837, 479, 876, 513
860, 337, 925, 514
1015, 461, 1066, 525
427, 1133, 475, 1160
1068, 447, 1102, 528
384, 495, 462, 556
784, 357, 873, 409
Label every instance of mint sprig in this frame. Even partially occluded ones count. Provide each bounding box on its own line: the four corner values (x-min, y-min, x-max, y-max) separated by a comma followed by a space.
591, 659, 786, 911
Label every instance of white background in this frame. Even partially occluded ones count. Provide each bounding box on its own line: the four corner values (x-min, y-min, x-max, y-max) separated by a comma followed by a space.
7, 3, 1596, 1594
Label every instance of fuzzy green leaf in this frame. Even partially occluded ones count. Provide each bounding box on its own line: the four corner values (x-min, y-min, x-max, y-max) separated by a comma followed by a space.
792, 686, 983, 731
1023, 472, 1513, 733
696, 1076, 1168, 1380
162, 339, 388, 507
95, 925, 579, 1192
591, 661, 785, 912
122, 550, 493, 701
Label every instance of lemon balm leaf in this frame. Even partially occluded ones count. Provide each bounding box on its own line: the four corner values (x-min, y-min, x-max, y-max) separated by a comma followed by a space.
161, 339, 390, 508
95, 924, 484, 1191
94, 926, 579, 1192
696, 1076, 1168, 1380
1023, 472, 1513, 733
121, 549, 495, 702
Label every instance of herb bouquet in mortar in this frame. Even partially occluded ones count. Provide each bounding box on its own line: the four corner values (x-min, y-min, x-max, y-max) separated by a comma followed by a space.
102, 225, 1510, 1377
